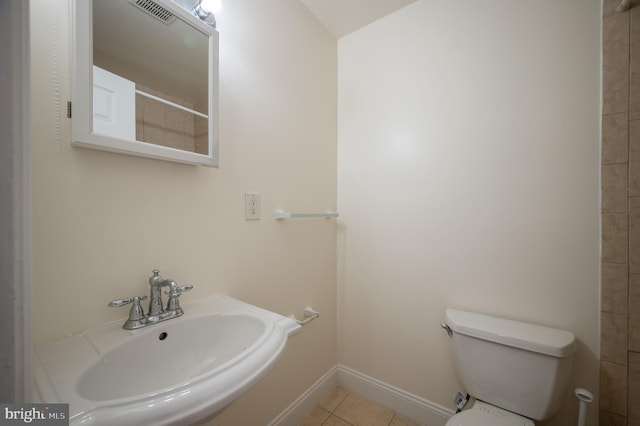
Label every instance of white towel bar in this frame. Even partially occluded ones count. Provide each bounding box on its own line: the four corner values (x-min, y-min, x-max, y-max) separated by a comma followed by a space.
135, 89, 208, 119
275, 210, 339, 220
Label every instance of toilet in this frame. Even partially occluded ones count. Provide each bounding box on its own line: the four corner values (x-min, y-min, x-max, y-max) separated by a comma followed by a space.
442, 309, 577, 426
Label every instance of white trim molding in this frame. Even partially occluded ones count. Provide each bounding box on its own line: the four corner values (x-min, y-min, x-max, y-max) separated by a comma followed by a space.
337, 365, 453, 425
268, 366, 338, 426
269, 365, 454, 426
0, 0, 32, 403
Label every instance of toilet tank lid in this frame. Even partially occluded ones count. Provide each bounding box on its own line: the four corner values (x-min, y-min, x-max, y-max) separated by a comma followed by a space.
445, 309, 576, 358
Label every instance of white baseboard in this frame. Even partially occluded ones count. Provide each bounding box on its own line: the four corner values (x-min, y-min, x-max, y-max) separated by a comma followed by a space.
337, 365, 453, 426
269, 364, 454, 426
267, 366, 338, 426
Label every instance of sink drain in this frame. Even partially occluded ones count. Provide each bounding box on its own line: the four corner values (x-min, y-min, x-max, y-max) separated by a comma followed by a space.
158, 332, 168, 341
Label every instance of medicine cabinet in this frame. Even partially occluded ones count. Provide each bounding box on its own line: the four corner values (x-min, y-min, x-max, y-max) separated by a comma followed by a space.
71, 0, 219, 166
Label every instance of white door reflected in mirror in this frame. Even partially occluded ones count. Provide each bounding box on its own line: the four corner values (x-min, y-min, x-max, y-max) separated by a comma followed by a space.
92, 66, 136, 141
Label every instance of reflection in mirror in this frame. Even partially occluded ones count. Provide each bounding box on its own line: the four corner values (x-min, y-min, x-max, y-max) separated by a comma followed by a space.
71, 0, 218, 166
92, 0, 209, 155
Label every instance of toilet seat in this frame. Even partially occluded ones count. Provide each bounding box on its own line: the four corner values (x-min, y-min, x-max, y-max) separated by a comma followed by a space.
445, 401, 534, 426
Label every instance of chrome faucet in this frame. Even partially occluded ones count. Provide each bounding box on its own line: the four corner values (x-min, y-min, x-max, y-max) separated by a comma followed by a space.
109, 269, 193, 330
148, 269, 167, 316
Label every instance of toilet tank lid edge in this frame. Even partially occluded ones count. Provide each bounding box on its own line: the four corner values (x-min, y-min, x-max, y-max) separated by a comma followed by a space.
445, 309, 577, 358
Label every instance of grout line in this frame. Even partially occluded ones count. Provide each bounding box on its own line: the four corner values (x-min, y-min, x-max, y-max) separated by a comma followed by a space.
327, 391, 353, 425
334, 392, 349, 412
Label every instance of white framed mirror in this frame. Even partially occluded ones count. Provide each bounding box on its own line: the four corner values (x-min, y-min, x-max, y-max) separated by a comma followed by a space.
71, 0, 219, 167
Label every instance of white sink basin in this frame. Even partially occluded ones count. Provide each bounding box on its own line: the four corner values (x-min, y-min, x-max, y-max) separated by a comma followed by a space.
77, 313, 267, 401
33, 294, 301, 425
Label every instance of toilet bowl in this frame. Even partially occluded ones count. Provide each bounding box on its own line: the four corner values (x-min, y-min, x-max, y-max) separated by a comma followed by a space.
442, 309, 576, 426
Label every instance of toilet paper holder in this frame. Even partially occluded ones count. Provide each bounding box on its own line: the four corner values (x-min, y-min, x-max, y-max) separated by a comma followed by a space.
289, 306, 320, 326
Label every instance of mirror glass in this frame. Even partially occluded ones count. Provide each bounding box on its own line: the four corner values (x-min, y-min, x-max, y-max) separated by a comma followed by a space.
72, 0, 219, 167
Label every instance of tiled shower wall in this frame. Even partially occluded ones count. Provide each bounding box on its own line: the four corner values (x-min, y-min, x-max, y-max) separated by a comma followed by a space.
135, 84, 208, 154
602, 1, 640, 424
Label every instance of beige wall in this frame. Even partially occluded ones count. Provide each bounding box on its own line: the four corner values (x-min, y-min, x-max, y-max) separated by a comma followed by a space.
30, 0, 337, 424
337, 1, 601, 425
31, 0, 605, 423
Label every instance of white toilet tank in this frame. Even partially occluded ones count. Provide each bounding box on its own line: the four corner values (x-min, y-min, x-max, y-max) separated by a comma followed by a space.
444, 309, 576, 421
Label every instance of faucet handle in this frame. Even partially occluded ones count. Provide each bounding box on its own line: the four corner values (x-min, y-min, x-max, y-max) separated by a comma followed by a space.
109, 295, 148, 322
109, 295, 148, 329
165, 285, 193, 313
108, 295, 148, 307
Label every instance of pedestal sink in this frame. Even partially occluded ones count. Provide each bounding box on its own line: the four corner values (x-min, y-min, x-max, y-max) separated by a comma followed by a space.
33, 294, 301, 425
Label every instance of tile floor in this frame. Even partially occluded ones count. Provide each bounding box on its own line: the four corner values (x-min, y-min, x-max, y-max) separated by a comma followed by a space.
302, 387, 421, 426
